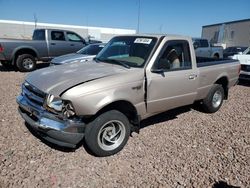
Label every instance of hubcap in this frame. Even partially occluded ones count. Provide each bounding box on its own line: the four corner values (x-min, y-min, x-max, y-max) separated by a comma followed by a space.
212, 90, 222, 108
23, 58, 34, 70
97, 120, 126, 151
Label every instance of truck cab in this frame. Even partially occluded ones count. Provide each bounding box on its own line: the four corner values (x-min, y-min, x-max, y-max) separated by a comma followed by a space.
192, 38, 223, 58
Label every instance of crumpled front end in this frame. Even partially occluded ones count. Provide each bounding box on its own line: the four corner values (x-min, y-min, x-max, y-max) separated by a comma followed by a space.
16, 82, 85, 148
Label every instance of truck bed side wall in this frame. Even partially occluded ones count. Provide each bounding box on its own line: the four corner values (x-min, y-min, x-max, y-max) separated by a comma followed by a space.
196, 60, 239, 100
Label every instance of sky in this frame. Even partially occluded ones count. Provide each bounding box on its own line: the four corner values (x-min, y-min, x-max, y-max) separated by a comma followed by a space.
0, 0, 249, 37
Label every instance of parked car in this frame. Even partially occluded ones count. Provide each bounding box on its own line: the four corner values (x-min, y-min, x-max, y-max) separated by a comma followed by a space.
17, 34, 240, 156
50, 43, 106, 66
192, 38, 223, 58
0, 29, 86, 71
223, 46, 247, 58
232, 47, 250, 81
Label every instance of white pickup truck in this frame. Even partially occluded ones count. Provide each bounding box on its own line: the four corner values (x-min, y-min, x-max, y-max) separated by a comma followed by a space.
193, 38, 223, 59
232, 47, 250, 81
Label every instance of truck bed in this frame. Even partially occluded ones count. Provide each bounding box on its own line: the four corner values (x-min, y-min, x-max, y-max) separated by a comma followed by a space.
196, 57, 239, 100
196, 56, 238, 67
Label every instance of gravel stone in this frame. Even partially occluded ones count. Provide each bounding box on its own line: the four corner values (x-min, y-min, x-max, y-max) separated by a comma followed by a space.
0, 65, 249, 187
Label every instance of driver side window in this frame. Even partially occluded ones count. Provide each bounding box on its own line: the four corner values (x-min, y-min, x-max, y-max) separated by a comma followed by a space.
154, 40, 192, 71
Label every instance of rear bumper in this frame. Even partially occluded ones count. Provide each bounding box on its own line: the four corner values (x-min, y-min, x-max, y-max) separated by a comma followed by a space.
17, 95, 85, 148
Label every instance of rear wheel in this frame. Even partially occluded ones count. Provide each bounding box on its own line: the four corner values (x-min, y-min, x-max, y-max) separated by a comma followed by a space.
202, 84, 224, 113
84, 110, 131, 157
16, 54, 36, 72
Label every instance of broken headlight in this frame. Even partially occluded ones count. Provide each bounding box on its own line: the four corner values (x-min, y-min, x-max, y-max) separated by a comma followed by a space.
45, 94, 76, 118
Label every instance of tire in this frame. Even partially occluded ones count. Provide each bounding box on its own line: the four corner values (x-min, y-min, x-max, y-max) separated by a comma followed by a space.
202, 84, 224, 113
84, 110, 131, 157
16, 54, 36, 72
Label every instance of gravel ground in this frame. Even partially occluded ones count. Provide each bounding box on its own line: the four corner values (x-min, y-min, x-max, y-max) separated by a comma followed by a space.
0, 64, 249, 188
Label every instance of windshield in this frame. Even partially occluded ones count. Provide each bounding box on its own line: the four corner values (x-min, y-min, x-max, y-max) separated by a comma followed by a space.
95, 36, 158, 68
77, 44, 105, 55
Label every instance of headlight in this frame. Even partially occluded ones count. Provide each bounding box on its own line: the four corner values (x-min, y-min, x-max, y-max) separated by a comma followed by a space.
45, 94, 76, 118
46, 94, 63, 111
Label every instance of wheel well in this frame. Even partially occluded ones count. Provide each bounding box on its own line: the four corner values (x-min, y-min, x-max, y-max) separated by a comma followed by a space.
14, 48, 37, 64
214, 53, 219, 58
94, 101, 140, 132
215, 77, 228, 99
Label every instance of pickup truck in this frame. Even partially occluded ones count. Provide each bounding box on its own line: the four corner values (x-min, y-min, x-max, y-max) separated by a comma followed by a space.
17, 34, 240, 157
232, 47, 250, 81
0, 29, 86, 71
193, 38, 223, 59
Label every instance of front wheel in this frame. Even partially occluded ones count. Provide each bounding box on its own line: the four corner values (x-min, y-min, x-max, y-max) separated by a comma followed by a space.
84, 110, 131, 157
202, 84, 224, 113
16, 54, 36, 72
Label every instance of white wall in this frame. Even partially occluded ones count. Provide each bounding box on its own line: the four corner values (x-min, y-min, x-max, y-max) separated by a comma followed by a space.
0, 20, 136, 41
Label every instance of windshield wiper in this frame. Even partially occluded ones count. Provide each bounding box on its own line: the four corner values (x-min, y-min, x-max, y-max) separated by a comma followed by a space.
98, 58, 130, 69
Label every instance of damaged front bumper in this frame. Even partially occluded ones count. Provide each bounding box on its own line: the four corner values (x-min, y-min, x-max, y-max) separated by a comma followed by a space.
17, 95, 85, 148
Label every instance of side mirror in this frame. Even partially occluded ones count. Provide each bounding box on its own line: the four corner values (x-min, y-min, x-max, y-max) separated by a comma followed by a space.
82, 39, 87, 45
151, 68, 164, 73
193, 42, 199, 49
238, 52, 243, 55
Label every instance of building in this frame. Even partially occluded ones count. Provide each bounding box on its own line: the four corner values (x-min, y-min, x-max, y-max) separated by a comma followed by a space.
202, 19, 250, 48
0, 19, 136, 42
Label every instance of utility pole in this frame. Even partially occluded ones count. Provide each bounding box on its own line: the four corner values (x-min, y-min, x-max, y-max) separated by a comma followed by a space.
34, 13, 37, 29
137, 0, 140, 34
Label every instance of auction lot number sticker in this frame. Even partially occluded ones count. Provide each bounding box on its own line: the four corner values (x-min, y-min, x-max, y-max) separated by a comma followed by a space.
134, 38, 152, 44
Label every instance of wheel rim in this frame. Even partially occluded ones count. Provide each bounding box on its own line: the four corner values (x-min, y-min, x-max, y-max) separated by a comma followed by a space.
23, 58, 34, 70
212, 90, 222, 108
97, 120, 126, 151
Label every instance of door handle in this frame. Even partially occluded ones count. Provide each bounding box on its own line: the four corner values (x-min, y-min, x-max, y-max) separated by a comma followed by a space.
51, 43, 56, 45
70, 44, 75, 46
189, 74, 197, 80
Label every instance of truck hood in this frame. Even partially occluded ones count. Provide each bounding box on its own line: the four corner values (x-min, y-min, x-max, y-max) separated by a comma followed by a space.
51, 53, 95, 65
26, 61, 127, 96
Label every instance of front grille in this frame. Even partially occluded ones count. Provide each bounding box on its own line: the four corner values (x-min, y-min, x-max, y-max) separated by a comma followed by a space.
23, 82, 46, 106
241, 65, 250, 72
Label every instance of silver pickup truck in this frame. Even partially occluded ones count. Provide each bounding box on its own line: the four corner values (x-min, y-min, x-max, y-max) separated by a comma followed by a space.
17, 34, 240, 156
0, 29, 86, 71
193, 38, 223, 59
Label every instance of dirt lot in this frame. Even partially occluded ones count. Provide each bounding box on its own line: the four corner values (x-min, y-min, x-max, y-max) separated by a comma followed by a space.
0, 64, 249, 188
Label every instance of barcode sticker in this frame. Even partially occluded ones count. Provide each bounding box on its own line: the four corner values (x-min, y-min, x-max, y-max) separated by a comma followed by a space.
134, 38, 152, 44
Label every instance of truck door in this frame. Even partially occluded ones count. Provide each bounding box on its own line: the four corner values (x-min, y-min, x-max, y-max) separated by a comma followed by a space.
48, 30, 71, 57
65, 31, 86, 53
146, 39, 198, 114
